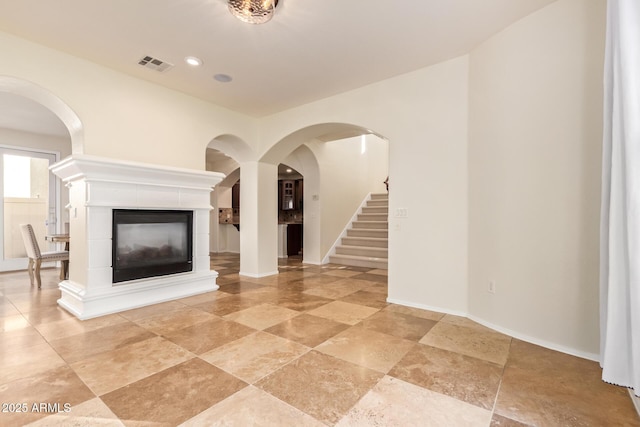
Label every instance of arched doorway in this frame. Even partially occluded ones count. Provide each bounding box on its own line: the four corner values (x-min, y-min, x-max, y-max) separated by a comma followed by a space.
205, 123, 388, 277
0, 77, 81, 271
261, 123, 388, 269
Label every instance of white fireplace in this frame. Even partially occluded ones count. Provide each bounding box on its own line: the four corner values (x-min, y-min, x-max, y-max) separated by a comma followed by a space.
50, 154, 224, 319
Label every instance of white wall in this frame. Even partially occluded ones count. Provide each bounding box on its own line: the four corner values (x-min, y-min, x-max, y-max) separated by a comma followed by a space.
0, 128, 71, 161
0, 31, 255, 169
218, 224, 240, 253
258, 55, 470, 314
468, 0, 606, 358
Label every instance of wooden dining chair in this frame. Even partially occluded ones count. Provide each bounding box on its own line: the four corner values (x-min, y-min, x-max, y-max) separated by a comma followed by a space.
19, 224, 69, 288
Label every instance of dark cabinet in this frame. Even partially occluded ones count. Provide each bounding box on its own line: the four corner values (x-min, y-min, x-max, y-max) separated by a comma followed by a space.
280, 179, 303, 211
287, 223, 303, 256
281, 180, 295, 210
232, 182, 240, 208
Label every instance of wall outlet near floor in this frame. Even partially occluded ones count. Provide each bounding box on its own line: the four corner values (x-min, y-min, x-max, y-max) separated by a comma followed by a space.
488, 280, 496, 294
395, 208, 408, 218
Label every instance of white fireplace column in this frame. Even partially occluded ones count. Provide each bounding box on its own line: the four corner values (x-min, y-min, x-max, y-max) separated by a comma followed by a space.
50, 154, 224, 320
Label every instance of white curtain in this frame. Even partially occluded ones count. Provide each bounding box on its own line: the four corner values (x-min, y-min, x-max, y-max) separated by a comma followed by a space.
600, 0, 640, 397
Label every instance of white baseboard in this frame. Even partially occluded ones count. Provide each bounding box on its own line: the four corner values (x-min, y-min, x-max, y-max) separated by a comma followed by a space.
386, 297, 600, 362
239, 270, 279, 278
630, 390, 640, 417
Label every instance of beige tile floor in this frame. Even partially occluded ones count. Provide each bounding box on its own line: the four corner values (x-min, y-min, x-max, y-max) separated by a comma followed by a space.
0, 253, 638, 426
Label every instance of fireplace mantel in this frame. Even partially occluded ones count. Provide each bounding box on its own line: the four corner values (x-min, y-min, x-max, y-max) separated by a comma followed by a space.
50, 154, 225, 319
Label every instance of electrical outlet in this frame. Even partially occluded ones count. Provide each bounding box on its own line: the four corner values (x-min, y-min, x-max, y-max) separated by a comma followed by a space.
395, 208, 408, 218
488, 280, 496, 294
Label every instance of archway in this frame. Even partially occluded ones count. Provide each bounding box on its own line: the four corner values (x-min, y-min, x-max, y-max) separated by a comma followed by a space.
0, 76, 84, 154
205, 136, 248, 256
205, 123, 388, 277
260, 123, 388, 270
0, 76, 81, 271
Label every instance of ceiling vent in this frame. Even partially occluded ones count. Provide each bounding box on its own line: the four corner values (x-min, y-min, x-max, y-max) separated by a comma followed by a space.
137, 55, 174, 72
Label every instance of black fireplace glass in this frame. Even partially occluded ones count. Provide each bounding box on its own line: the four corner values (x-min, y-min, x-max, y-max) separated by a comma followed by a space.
112, 209, 193, 283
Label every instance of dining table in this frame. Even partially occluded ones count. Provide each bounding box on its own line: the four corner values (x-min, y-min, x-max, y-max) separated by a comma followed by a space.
45, 233, 70, 279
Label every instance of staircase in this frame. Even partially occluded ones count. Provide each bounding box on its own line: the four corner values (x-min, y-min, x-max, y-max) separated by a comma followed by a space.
329, 193, 388, 269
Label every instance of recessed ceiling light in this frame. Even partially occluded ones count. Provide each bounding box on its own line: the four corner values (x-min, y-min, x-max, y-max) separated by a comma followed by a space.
286, 168, 292, 173
214, 74, 233, 83
185, 56, 202, 66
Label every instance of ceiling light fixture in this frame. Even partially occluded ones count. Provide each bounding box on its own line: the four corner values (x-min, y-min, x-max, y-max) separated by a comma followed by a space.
184, 56, 202, 66
228, 0, 279, 25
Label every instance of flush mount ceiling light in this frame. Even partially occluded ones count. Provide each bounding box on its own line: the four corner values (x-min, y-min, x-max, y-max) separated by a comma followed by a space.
184, 56, 202, 66
228, 0, 279, 24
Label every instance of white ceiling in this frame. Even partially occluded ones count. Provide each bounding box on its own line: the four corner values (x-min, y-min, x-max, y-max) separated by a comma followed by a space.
0, 0, 556, 134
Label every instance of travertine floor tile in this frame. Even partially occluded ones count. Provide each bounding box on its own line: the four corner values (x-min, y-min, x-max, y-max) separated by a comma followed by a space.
495, 340, 640, 426
24, 305, 76, 325
0, 298, 20, 317
223, 303, 300, 330
336, 375, 492, 426
201, 331, 309, 383
321, 269, 362, 278
490, 413, 533, 426
34, 314, 128, 341
0, 313, 31, 332
8, 288, 62, 312
389, 343, 503, 410
174, 290, 231, 306
25, 397, 124, 426
359, 309, 437, 341
132, 305, 216, 335
272, 292, 333, 312
1, 254, 636, 426
350, 273, 388, 284
101, 358, 246, 426
383, 304, 445, 321
0, 366, 95, 426
179, 386, 324, 426
302, 278, 368, 299
218, 280, 267, 294
117, 300, 187, 322
162, 318, 255, 354
286, 274, 343, 287
366, 269, 388, 276
265, 313, 350, 347
48, 322, 157, 364
0, 314, 48, 351
420, 321, 511, 366
307, 300, 379, 325
257, 351, 383, 425
71, 336, 194, 395
0, 340, 67, 384
339, 289, 389, 309
316, 326, 415, 373
191, 293, 263, 316
240, 286, 281, 302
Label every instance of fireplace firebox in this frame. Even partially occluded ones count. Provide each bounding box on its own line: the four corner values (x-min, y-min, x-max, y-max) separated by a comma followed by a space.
112, 209, 193, 283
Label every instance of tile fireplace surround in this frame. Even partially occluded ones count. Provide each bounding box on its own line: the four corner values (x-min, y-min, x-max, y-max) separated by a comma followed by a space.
50, 154, 225, 320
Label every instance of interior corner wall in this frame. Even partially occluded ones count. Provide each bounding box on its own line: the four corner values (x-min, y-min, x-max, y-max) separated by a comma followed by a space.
467, 0, 606, 358
258, 55, 470, 313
